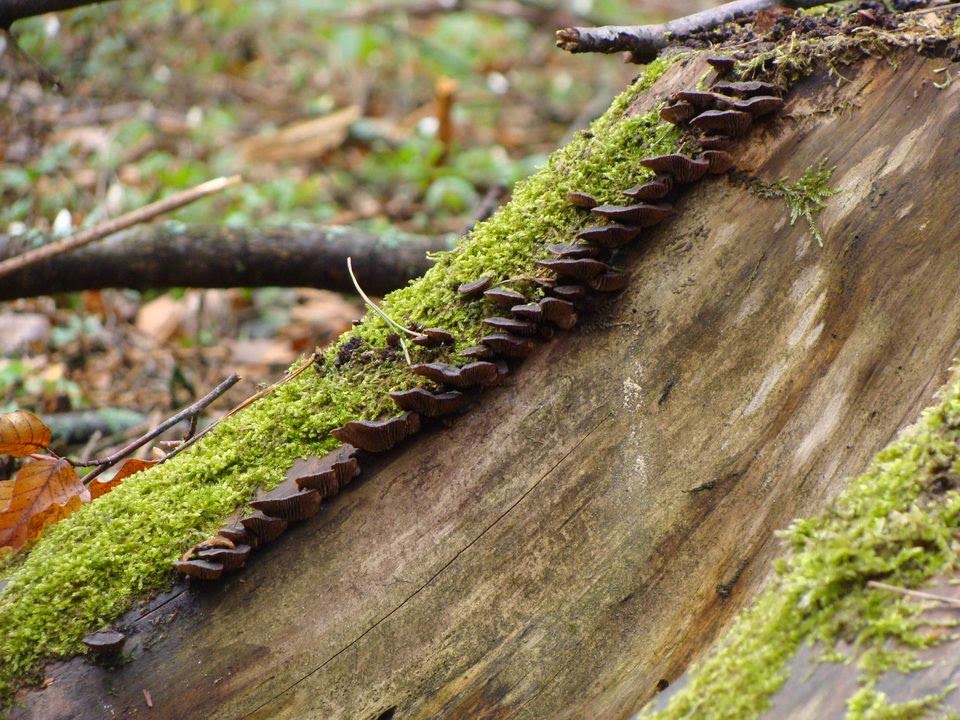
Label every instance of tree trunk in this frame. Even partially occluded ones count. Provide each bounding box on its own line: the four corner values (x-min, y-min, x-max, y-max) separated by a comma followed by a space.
14, 48, 960, 719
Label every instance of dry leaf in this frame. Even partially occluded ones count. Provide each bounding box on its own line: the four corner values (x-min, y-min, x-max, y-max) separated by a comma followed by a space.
89, 458, 157, 500
240, 106, 360, 163
0, 410, 53, 457
0, 458, 89, 551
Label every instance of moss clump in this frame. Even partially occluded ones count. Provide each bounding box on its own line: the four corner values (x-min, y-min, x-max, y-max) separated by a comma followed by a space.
643, 372, 960, 720
747, 160, 836, 246
0, 58, 683, 705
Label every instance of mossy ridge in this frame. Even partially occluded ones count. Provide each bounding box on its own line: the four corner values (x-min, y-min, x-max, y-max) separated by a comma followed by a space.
747, 160, 836, 246
0, 58, 682, 706
643, 370, 960, 720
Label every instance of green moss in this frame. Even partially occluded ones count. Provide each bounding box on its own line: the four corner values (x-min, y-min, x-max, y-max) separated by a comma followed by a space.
643, 372, 960, 720
747, 160, 836, 246
0, 58, 682, 705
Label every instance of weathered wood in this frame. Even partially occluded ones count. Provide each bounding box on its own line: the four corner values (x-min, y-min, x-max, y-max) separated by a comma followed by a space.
14, 52, 960, 720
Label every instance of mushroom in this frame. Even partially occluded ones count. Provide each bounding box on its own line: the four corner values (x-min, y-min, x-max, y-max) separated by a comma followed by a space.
623, 176, 672, 200
458, 345, 494, 361
249, 489, 323, 522
700, 135, 733, 151
701, 150, 735, 174
240, 510, 290, 543
410, 328, 455, 348
550, 285, 588, 302
640, 155, 710, 184
218, 524, 258, 548
589, 270, 630, 293
539, 297, 578, 329
711, 80, 781, 98
535, 258, 609, 280
590, 203, 674, 227
195, 544, 252, 571
690, 109, 752, 137
483, 287, 527, 308
706, 56, 736, 75
457, 277, 493, 297
565, 191, 599, 209
482, 316, 539, 337
733, 95, 784, 118
294, 450, 361, 498
575, 224, 643, 248
660, 101, 697, 124
673, 90, 721, 110
389, 387, 469, 417
511, 303, 544, 322
481, 333, 536, 358
411, 361, 500, 388
331, 412, 421, 453
83, 630, 127, 657
547, 243, 606, 259
174, 558, 225, 580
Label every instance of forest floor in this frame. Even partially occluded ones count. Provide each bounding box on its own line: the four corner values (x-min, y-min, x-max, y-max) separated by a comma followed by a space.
0, 0, 709, 459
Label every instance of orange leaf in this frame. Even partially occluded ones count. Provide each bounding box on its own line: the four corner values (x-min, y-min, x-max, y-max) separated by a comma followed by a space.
0, 411, 52, 457
89, 458, 157, 500
0, 458, 89, 551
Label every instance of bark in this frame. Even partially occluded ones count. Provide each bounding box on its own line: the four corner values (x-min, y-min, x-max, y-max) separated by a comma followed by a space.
0, 225, 449, 300
0, 0, 112, 28
556, 0, 831, 63
15, 50, 960, 719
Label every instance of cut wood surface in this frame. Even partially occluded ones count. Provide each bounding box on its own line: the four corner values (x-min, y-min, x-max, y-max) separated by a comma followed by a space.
15, 51, 960, 719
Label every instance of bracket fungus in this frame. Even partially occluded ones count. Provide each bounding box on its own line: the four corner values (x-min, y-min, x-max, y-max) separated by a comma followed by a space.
411, 361, 501, 389
706, 55, 736, 75
82, 630, 127, 657
249, 489, 323, 522
589, 270, 631, 293
690, 109, 753, 137
564, 191, 599, 209
457, 277, 493, 298
660, 101, 697, 124
640, 154, 710, 184
550, 285, 588, 302
547, 242, 607, 260
195, 544, 252, 571
702, 150, 736, 174
239, 510, 289, 543
712, 79, 781, 97
331, 412, 421, 453
575, 224, 643, 248
510, 303, 544, 322
174, 558, 225, 581
590, 202, 674, 227
535, 258, 610, 280
539, 297, 578, 329
480, 333, 537, 358
483, 287, 527, 308
410, 328, 456, 348
700, 135, 734, 150
482, 316, 540, 337
458, 345, 496, 360
734, 95, 784, 117
623, 176, 673, 200
389, 387, 470, 417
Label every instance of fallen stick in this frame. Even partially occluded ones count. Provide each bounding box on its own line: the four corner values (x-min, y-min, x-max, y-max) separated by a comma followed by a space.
555, 0, 833, 64
0, 175, 241, 282
0, 0, 115, 28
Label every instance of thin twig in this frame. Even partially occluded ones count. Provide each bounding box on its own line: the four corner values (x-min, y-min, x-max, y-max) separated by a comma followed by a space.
0, 175, 242, 281
161, 351, 320, 463
347, 256, 419, 364
77, 374, 241, 483
867, 580, 960, 608
905, 2, 960, 15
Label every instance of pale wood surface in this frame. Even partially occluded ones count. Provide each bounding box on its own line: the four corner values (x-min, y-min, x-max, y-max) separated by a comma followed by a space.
14, 51, 960, 719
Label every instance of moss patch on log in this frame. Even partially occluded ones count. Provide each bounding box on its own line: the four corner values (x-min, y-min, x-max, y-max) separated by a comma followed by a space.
0, 58, 681, 706
643, 371, 960, 720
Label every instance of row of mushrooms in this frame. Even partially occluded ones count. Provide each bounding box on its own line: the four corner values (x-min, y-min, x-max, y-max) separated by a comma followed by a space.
163, 61, 788, 589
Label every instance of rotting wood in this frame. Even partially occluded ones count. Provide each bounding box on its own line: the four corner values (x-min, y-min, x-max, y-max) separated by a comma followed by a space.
15, 49, 960, 719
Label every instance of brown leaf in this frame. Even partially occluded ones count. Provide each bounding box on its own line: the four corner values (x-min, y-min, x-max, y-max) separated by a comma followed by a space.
89, 458, 157, 500
0, 458, 89, 551
0, 411, 52, 457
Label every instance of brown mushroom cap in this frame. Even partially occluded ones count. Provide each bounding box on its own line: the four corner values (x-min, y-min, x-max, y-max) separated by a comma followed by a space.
389, 387, 469, 417
175, 558, 225, 580
590, 203, 674, 227
410, 328, 455, 348
240, 510, 290, 543
511, 303, 544, 322
623, 176, 672, 201
565, 191, 599, 209
588, 270, 631, 293
699, 135, 734, 151
660, 101, 697, 125
480, 333, 536, 358
706, 56, 736, 75
673, 90, 720, 110
482, 316, 539, 337
331, 412, 421, 453
218, 524, 258, 548
640, 155, 710, 184
411, 361, 500, 389
690, 109, 752, 137
195, 544, 252, 571
535, 258, 609, 280
547, 243, 606, 260
293, 446, 360, 497
457, 276, 493, 297
83, 630, 127, 656
249, 489, 323, 522
575, 224, 643, 248
733, 95, 784, 117
483, 287, 527, 308
701, 150, 736, 174
711, 80, 781, 98
539, 297, 578, 329
458, 344, 495, 360
550, 285, 588, 302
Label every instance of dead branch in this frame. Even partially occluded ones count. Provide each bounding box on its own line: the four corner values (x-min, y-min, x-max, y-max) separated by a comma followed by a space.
0, 0, 114, 28
0, 224, 451, 301
555, 0, 832, 64
0, 175, 241, 282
